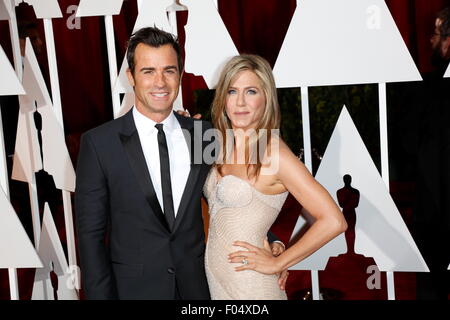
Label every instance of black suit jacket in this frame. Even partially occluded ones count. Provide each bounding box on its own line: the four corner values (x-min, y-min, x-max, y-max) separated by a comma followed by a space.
75, 110, 214, 299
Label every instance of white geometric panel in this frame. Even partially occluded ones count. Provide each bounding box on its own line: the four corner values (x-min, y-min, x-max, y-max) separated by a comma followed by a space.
12, 39, 75, 192
21, 40, 53, 107
166, 0, 188, 13
76, 0, 124, 17
183, 0, 239, 89
0, 44, 25, 96
12, 40, 48, 183
39, 104, 76, 192
0, 186, 42, 268
32, 203, 78, 300
0, 0, 13, 20
296, 106, 428, 272
18, 0, 63, 19
12, 95, 43, 183
273, 0, 422, 88
445, 63, 450, 78
117, 92, 134, 118
289, 210, 347, 271
12, 39, 46, 184
114, 0, 173, 94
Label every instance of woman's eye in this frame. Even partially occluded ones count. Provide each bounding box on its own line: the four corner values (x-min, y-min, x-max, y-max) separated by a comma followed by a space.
228, 89, 236, 94
247, 89, 257, 95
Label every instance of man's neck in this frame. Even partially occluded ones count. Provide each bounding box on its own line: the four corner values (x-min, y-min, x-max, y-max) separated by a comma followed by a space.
135, 105, 172, 123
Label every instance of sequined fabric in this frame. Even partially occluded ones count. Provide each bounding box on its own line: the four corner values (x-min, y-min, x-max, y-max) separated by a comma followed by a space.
203, 167, 289, 300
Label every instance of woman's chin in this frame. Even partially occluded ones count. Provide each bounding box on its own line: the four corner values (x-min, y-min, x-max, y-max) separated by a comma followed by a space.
230, 121, 254, 130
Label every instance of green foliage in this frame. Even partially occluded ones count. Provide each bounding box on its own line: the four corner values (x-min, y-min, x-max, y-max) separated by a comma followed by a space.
308, 84, 381, 173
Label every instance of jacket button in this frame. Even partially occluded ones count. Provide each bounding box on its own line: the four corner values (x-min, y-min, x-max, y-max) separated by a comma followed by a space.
167, 268, 175, 274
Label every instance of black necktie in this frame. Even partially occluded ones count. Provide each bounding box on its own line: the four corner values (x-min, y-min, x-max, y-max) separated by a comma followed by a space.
155, 123, 175, 231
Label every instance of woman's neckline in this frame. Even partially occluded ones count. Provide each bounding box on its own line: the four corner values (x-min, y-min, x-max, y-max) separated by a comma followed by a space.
213, 167, 288, 197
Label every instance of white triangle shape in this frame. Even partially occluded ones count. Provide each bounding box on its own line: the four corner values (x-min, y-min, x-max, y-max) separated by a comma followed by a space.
114, 0, 174, 95
40, 103, 76, 191
76, 0, 124, 17
12, 42, 43, 183
444, 63, 450, 78
183, 0, 239, 89
32, 203, 78, 300
289, 212, 347, 271
12, 39, 53, 184
12, 40, 75, 191
21, 39, 52, 107
0, 0, 13, 20
0, 44, 25, 96
290, 106, 429, 272
273, 0, 422, 87
116, 92, 134, 118
20, 0, 63, 19
0, 186, 42, 268
11, 96, 42, 183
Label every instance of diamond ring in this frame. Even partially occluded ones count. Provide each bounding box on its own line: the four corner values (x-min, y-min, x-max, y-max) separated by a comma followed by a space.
242, 259, 248, 265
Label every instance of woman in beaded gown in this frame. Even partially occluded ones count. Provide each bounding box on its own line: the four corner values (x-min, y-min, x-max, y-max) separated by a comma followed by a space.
203, 54, 348, 300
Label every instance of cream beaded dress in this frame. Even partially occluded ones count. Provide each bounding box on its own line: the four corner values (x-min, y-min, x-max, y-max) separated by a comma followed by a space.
203, 167, 289, 300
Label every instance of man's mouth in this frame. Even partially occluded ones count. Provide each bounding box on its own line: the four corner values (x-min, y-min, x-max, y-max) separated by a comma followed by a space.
151, 92, 169, 98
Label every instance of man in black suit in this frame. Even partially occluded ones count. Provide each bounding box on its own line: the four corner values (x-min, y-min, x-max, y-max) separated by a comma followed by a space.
413, 7, 450, 300
392, 7, 450, 299
75, 27, 285, 300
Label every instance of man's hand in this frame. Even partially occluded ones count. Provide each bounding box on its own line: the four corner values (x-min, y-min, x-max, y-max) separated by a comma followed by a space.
270, 241, 285, 257
269, 241, 289, 290
176, 109, 202, 119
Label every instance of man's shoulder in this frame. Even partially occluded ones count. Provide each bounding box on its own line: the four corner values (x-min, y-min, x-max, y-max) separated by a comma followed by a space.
173, 111, 213, 132
81, 114, 129, 142
193, 118, 213, 131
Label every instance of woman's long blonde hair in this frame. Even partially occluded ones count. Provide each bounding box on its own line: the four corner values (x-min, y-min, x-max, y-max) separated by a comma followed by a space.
211, 54, 281, 179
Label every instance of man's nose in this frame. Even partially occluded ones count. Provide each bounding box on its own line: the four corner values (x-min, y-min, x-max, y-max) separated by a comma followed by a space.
155, 72, 166, 87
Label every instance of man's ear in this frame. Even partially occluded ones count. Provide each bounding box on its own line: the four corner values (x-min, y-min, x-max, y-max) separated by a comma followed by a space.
179, 69, 184, 82
126, 68, 135, 87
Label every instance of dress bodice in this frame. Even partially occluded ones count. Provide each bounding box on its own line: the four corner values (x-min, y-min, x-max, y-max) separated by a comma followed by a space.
203, 167, 288, 300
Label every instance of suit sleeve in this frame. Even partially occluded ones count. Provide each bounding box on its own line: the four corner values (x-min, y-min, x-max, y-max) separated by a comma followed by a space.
267, 231, 281, 244
75, 133, 117, 299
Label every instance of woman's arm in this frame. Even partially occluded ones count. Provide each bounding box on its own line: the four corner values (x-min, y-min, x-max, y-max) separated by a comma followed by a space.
229, 139, 347, 275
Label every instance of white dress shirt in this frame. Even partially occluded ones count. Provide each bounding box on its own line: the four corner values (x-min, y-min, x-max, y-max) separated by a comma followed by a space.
133, 107, 191, 216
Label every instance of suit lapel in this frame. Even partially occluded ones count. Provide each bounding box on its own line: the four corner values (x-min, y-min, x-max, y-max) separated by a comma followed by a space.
172, 112, 202, 233
119, 110, 171, 233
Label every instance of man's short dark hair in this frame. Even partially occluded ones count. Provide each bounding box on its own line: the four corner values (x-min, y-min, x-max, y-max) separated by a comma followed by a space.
126, 27, 183, 74
437, 7, 450, 38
